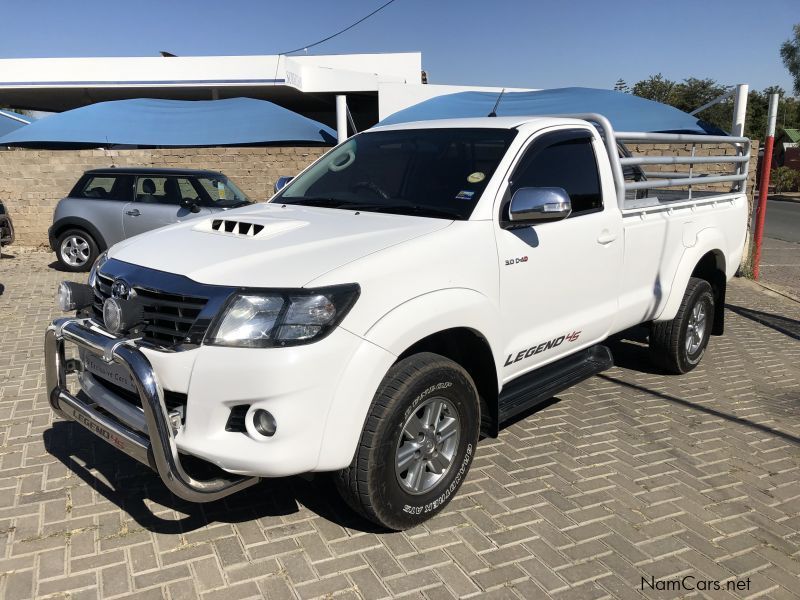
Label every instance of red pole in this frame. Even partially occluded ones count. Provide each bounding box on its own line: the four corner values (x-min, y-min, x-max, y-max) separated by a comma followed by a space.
752, 93, 779, 280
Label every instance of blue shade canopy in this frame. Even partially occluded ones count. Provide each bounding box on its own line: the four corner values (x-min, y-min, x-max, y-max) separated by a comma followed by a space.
380, 87, 725, 134
0, 110, 34, 137
0, 98, 336, 147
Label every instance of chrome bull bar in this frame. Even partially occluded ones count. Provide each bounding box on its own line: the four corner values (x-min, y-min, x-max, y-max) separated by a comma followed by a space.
45, 317, 260, 502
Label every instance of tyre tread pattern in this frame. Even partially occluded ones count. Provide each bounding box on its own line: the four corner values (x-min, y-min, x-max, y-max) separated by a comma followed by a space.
335, 352, 474, 529
650, 277, 713, 374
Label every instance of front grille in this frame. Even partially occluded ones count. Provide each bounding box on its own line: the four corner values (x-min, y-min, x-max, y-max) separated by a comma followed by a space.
93, 273, 208, 348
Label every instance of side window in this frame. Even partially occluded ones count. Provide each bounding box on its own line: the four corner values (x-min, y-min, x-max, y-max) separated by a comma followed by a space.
74, 175, 133, 201
135, 177, 181, 205
177, 178, 198, 200
509, 130, 602, 216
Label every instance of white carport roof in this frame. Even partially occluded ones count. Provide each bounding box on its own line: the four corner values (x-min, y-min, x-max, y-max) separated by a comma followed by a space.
0, 52, 422, 129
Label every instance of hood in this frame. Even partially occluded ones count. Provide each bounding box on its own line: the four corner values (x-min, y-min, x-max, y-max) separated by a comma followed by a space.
109, 203, 452, 287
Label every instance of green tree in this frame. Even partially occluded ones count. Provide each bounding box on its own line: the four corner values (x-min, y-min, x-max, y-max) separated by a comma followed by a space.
632, 75, 729, 131
631, 73, 674, 103
780, 24, 800, 96
771, 166, 800, 193
613, 78, 629, 93
631, 73, 800, 137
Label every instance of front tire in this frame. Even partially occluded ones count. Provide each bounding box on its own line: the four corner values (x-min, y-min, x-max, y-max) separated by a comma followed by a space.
336, 352, 479, 530
56, 229, 98, 272
649, 277, 715, 374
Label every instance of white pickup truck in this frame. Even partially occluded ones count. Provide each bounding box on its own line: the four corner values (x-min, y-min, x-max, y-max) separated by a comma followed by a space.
46, 113, 751, 530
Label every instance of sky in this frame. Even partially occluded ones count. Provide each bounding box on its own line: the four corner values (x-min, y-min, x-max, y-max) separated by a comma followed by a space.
0, 0, 796, 94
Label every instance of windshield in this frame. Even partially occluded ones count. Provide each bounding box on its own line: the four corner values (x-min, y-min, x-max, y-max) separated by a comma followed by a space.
197, 177, 251, 207
275, 128, 517, 219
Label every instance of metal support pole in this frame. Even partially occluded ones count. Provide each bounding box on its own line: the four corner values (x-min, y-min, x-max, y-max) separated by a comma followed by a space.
336, 95, 348, 144
752, 93, 779, 280
731, 84, 749, 138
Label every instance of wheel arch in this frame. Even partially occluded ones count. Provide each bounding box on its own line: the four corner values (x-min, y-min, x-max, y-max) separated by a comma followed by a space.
656, 233, 727, 335
50, 217, 107, 252
690, 249, 727, 335
316, 289, 503, 470
397, 327, 499, 438
363, 288, 503, 438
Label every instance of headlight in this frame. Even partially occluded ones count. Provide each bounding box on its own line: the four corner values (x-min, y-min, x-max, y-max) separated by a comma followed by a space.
88, 251, 108, 288
206, 284, 360, 348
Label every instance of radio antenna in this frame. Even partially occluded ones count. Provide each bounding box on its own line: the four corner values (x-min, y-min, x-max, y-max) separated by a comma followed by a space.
488, 88, 506, 117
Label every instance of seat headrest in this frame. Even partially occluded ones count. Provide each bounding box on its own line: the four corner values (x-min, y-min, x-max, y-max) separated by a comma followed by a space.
142, 178, 156, 194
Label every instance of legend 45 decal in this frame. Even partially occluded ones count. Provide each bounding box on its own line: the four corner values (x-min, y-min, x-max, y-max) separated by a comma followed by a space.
504, 330, 581, 367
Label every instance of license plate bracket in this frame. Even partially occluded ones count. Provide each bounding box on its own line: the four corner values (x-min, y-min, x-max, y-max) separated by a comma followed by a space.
81, 351, 138, 394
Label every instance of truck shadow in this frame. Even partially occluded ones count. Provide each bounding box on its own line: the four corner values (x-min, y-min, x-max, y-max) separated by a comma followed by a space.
604, 325, 664, 375
725, 303, 800, 340
43, 422, 385, 534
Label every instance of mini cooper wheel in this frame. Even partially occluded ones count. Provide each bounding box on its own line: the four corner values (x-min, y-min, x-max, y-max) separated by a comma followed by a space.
336, 352, 479, 530
649, 277, 715, 374
56, 229, 98, 272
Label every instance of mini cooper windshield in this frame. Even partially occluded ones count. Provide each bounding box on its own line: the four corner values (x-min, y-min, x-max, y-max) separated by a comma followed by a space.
276, 128, 517, 220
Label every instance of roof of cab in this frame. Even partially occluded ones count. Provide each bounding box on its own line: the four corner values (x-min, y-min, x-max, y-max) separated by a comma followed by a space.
82, 167, 226, 178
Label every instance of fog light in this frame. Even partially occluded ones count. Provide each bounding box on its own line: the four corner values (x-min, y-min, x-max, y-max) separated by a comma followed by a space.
56, 281, 94, 312
102, 297, 143, 335
252, 409, 277, 437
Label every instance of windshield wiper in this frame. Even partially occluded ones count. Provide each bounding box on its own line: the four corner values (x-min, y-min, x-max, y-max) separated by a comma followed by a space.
280, 197, 350, 208
280, 198, 458, 219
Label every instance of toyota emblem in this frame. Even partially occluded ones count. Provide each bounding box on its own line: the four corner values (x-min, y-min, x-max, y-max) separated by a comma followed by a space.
110, 279, 134, 300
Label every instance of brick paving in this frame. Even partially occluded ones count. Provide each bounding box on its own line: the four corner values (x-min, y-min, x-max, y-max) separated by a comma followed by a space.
760, 237, 800, 300
0, 249, 798, 599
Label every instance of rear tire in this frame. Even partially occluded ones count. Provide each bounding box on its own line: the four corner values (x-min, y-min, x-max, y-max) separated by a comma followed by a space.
649, 277, 715, 374
335, 352, 479, 530
56, 229, 98, 272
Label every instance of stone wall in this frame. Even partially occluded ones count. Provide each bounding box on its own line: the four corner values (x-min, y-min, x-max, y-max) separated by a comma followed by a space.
0, 141, 760, 248
0, 146, 327, 247
626, 141, 759, 199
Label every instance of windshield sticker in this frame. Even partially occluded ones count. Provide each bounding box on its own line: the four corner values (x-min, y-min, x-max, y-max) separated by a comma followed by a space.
455, 190, 475, 200
467, 172, 485, 183
217, 182, 226, 199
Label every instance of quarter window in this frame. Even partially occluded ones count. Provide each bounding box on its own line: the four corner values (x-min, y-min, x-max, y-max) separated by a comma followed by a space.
74, 175, 133, 201
509, 130, 603, 216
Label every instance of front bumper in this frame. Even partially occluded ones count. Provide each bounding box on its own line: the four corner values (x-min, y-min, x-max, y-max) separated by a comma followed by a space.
45, 317, 259, 502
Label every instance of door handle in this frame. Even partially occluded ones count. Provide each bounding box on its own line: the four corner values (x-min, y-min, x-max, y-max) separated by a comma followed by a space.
597, 230, 617, 245
126, 209, 141, 217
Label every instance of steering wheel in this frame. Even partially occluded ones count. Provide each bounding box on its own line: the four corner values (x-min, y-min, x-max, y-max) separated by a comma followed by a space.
351, 181, 390, 200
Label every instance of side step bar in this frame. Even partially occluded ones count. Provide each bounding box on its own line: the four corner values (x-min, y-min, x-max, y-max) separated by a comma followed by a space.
497, 345, 613, 429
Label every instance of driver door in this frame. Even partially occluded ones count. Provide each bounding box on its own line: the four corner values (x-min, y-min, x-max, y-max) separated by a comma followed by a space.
496, 128, 623, 382
123, 176, 210, 239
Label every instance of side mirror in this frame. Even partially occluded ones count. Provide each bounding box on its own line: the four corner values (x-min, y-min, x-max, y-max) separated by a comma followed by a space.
504, 187, 571, 228
180, 198, 201, 213
274, 176, 294, 193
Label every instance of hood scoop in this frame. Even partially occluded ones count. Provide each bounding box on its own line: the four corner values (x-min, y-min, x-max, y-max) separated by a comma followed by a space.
196, 217, 307, 239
